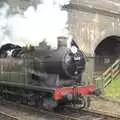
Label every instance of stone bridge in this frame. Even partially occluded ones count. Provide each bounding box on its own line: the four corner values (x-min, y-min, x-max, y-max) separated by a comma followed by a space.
65, 0, 120, 57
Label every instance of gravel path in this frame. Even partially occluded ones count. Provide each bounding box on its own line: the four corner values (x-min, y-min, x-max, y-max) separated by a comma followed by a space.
90, 96, 120, 118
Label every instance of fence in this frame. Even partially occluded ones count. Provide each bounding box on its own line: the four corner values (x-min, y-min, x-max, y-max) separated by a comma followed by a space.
103, 59, 120, 88
94, 59, 120, 89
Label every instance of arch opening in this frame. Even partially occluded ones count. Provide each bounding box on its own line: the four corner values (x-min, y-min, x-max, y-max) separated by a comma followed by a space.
94, 36, 120, 74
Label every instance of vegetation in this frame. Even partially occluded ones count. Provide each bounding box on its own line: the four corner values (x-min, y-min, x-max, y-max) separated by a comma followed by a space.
104, 76, 120, 98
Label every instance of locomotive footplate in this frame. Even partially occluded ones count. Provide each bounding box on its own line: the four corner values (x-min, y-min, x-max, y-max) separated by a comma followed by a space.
53, 84, 100, 101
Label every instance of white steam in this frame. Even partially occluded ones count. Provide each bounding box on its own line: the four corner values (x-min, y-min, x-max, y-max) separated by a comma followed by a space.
0, 0, 70, 48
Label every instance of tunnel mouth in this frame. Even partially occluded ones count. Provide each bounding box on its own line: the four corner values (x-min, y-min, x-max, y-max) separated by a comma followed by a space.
94, 36, 120, 74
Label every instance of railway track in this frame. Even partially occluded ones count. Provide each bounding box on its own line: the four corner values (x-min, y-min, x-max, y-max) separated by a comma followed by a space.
0, 99, 119, 120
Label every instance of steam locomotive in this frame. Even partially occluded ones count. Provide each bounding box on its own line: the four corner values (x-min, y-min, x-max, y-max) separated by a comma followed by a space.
0, 37, 100, 110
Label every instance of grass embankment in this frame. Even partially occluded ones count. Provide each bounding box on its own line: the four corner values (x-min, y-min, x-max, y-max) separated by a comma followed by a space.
104, 76, 120, 98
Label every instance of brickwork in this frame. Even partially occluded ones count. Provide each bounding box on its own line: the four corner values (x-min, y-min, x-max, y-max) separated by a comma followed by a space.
67, 0, 120, 56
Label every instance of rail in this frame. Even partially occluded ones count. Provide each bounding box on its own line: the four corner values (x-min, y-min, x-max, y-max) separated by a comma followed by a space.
0, 112, 18, 120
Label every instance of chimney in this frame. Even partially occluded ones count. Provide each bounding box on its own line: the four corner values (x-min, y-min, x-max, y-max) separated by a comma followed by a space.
57, 36, 67, 48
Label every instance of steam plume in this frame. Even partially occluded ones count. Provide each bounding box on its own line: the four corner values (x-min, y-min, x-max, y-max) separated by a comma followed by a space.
0, 0, 70, 49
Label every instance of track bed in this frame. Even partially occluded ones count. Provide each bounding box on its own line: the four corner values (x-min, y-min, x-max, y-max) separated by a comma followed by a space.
0, 99, 119, 120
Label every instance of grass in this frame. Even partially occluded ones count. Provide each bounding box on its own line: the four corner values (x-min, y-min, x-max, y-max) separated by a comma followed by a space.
104, 76, 120, 98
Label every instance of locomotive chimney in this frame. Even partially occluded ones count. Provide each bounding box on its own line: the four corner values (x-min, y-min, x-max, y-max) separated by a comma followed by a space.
57, 36, 67, 48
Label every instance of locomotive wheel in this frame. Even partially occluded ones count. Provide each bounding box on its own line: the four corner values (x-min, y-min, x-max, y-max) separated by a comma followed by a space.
71, 96, 90, 110
41, 97, 58, 111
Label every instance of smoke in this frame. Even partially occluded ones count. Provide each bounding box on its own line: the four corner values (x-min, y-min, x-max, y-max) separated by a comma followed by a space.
0, 0, 70, 49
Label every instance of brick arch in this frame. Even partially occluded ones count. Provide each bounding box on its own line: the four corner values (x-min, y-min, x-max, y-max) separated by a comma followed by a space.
93, 33, 120, 56
94, 35, 120, 74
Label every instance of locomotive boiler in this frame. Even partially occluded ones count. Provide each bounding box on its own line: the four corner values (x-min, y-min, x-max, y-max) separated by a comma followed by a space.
0, 37, 100, 110
30, 42, 85, 81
